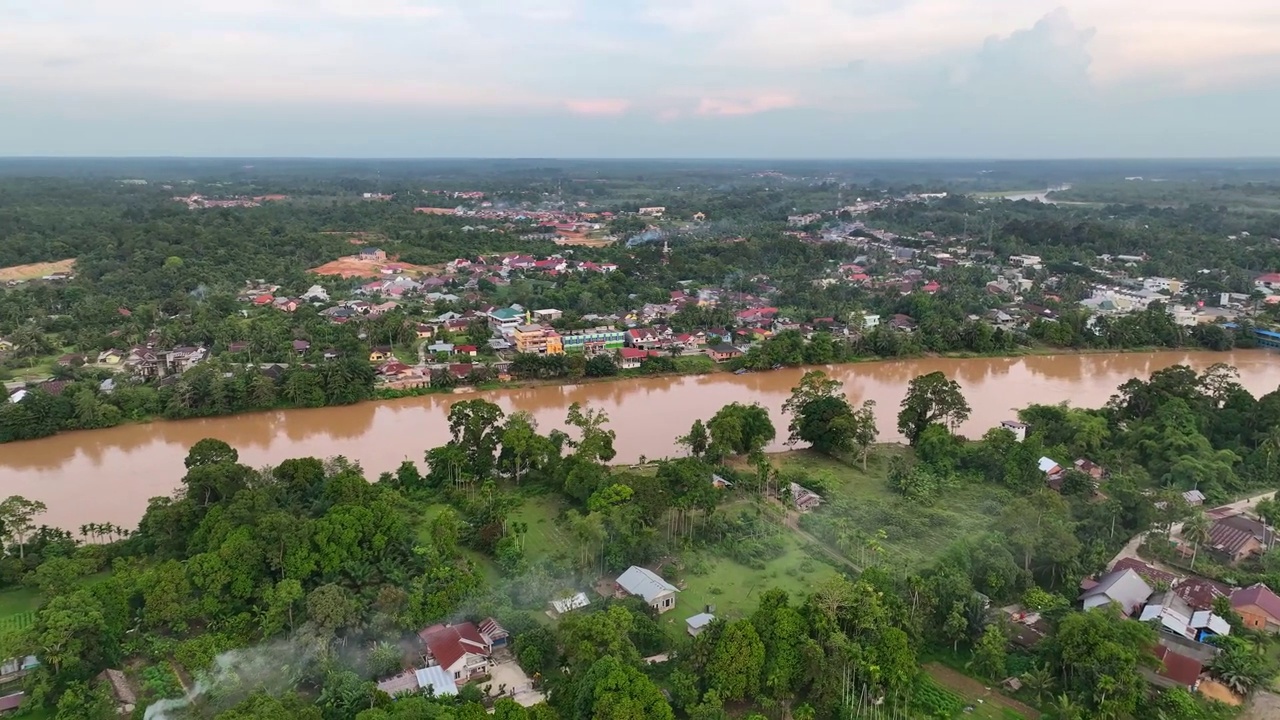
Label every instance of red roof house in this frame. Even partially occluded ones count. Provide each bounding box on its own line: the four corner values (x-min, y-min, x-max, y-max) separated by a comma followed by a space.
1232, 583, 1280, 633
418, 622, 492, 684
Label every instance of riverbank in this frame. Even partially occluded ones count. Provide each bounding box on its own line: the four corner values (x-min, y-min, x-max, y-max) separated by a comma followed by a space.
0, 341, 1252, 448
5, 349, 1279, 533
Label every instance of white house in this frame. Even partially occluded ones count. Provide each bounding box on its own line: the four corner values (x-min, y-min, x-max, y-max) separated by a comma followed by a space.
686, 613, 716, 637
862, 314, 881, 329
1000, 420, 1028, 442
301, 285, 330, 302
615, 566, 679, 613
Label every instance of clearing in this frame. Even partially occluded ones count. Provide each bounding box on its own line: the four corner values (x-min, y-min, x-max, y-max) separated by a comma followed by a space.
507, 494, 569, 563
775, 448, 1014, 570
0, 587, 41, 634
553, 230, 615, 247
309, 254, 443, 279
0, 258, 75, 282
667, 533, 840, 640
924, 663, 1037, 720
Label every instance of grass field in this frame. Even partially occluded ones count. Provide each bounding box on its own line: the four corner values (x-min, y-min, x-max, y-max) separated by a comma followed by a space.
507, 493, 569, 563
663, 533, 841, 640
775, 447, 1013, 570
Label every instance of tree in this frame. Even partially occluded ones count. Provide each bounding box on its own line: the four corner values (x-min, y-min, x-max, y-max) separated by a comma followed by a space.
500, 411, 552, 484
447, 399, 505, 478
705, 619, 765, 701
184, 437, 239, 468
971, 623, 1008, 681
571, 655, 674, 720
897, 371, 971, 445
0, 495, 47, 560
1183, 511, 1211, 571
707, 403, 775, 458
677, 419, 710, 458
585, 354, 619, 377
781, 371, 875, 457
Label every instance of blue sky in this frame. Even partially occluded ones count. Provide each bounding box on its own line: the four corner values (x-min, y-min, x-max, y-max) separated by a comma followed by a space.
2, 0, 1279, 158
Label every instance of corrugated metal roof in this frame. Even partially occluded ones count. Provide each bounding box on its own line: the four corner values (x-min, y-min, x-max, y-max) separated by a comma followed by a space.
616, 566, 678, 603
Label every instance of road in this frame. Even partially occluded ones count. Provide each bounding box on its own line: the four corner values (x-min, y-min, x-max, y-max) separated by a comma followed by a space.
1108, 489, 1277, 570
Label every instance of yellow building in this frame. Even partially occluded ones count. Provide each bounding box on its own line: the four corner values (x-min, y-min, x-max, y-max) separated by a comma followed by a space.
545, 330, 564, 355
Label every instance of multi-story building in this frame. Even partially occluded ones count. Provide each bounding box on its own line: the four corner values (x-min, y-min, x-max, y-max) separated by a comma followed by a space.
560, 327, 625, 355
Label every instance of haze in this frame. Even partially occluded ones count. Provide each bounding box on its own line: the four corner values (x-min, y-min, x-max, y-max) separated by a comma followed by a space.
3, 0, 1279, 158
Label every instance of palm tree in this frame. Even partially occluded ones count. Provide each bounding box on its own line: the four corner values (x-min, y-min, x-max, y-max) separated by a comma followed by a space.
1050, 693, 1082, 720
1183, 511, 1211, 570
1020, 663, 1054, 703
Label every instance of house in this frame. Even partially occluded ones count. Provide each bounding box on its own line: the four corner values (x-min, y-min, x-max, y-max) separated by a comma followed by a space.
705, 343, 743, 363
638, 206, 666, 217
6, 390, 27, 404
360, 247, 388, 262
1175, 577, 1230, 611
419, 622, 493, 684
427, 342, 454, 356
455, 345, 478, 357
0, 692, 24, 715
686, 613, 716, 637
615, 566, 679, 613
533, 308, 563, 322
711, 474, 733, 489
376, 665, 458, 699
478, 617, 508, 649
99, 378, 115, 394
1147, 645, 1204, 692
1080, 568, 1153, 614
1110, 558, 1178, 590
1038, 457, 1064, 481
1254, 272, 1280, 293
415, 324, 435, 339
56, 353, 85, 367
301, 284, 329, 302
1205, 514, 1275, 565
618, 348, 660, 370
1000, 420, 1028, 442
292, 340, 311, 355
369, 346, 393, 362
1141, 591, 1230, 642
95, 669, 136, 716
888, 314, 917, 332
488, 306, 525, 330
1182, 490, 1206, 506
1074, 458, 1107, 481
549, 592, 591, 617
790, 483, 823, 512
1231, 583, 1280, 633
97, 349, 123, 365
0, 656, 37, 684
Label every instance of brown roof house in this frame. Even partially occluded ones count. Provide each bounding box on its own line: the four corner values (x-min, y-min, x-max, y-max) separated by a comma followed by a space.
789, 482, 823, 512
1145, 645, 1204, 693
1231, 583, 1280, 633
1205, 514, 1275, 565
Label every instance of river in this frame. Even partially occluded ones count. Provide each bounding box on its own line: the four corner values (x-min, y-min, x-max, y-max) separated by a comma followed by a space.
3, 350, 1279, 531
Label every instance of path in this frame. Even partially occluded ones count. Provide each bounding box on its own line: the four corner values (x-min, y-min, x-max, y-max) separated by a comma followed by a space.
781, 509, 862, 573
417, 338, 430, 367
1108, 489, 1278, 570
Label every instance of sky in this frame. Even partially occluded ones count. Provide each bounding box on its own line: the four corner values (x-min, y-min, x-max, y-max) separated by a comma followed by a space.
2, 0, 1280, 158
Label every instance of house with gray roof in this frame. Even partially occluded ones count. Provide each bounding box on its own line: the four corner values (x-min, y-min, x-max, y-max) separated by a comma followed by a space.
615, 566, 678, 614
1080, 568, 1153, 615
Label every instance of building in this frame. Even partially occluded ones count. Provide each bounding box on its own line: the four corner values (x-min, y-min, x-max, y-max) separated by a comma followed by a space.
549, 592, 591, 617
1182, 490, 1206, 506
488, 306, 525, 330
376, 666, 458, 699
1231, 584, 1280, 633
638, 206, 666, 217
1079, 568, 1153, 614
790, 483, 823, 512
686, 613, 716, 636
1146, 645, 1204, 693
1140, 591, 1230, 642
1254, 272, 1280, 294
561, 327, 625, 355
1205, 514, 1275, 565
1000, 420, 1028, 442
705, 343, 743, 363
418, 622, 494, 684
618, 348, 661, 369
615, 566, 679, 613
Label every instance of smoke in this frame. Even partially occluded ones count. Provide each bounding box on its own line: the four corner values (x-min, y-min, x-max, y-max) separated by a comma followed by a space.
626, 228, 665, 247
143, 638, 322, 719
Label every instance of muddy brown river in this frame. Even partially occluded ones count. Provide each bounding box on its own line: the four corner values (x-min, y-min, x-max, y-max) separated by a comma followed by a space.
3, 351, 1279, 531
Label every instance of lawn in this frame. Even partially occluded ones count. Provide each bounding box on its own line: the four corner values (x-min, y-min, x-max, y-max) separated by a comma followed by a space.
775, 447, 1014, 570
664, 533, 841, 641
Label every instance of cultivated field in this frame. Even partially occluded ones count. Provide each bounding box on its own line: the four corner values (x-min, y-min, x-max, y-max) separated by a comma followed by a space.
0, 258, 76, 282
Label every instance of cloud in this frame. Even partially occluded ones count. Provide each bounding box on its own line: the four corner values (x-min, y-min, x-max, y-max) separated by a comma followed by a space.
565, 99, 631, 116
695, 94, 798, 116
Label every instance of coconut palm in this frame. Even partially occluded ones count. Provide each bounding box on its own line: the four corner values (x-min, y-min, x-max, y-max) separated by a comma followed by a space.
1020, 663, 1055, 703
1050, 692, 1082, 720
1183, 511, 1211, 570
